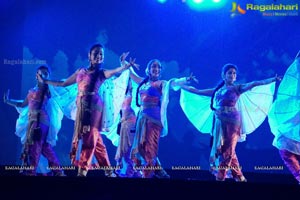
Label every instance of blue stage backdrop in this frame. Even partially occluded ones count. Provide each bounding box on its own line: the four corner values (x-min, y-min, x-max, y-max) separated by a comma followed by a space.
1, 0, 299, 175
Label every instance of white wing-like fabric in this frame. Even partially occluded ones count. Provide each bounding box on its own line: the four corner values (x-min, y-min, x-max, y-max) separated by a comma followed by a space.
50, 71, 133, 147
45, 97, 64, 146
14, 93, 64, 173
180, 82, 275, 141
237, 82, 275, 141
130, 80, 140, 116
49, 83, 78, 120
160, 78, 192, 137
100, 70, 146, 146
15, 106, 29, 144
100, 70, 131, 146
14, 94, 63, 147
98, 78, 115, 130
160, 80, 172, 137
111, 70, 131, 121
179, 90, 213, 134
268, 58, 300, 143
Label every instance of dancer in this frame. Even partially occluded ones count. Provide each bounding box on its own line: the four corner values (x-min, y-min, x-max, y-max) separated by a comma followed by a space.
38, 43, 137, 177
4, 65, 65, 176
180, 63, 280, 182
114, 77, 140, 177
129, 59, 195, 178
114, 77, 169, 178
268, 51, 300, 184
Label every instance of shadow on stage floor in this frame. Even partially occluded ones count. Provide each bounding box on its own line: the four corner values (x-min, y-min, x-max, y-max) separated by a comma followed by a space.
0, 166, 299, 199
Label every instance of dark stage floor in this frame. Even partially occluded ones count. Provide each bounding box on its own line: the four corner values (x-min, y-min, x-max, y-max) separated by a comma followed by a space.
1, 167, 299, 199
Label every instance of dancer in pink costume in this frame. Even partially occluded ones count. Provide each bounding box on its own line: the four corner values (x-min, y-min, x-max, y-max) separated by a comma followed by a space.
180, 63, 281, 182
4, 65, 65, 176
38, 44, 137, 177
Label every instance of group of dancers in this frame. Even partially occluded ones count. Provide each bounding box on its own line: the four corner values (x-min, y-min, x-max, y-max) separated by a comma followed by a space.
4, 44, 300, 184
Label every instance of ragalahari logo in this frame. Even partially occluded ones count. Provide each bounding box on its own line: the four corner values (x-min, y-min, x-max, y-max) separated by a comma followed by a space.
230, 2, 246, 14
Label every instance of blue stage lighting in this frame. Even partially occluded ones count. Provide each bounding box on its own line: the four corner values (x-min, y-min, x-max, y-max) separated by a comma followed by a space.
157, 0, 167, 4
186, 0, 227, 11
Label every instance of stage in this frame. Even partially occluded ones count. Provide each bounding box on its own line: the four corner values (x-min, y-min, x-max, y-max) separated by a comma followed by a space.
1, 167, 299, 199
